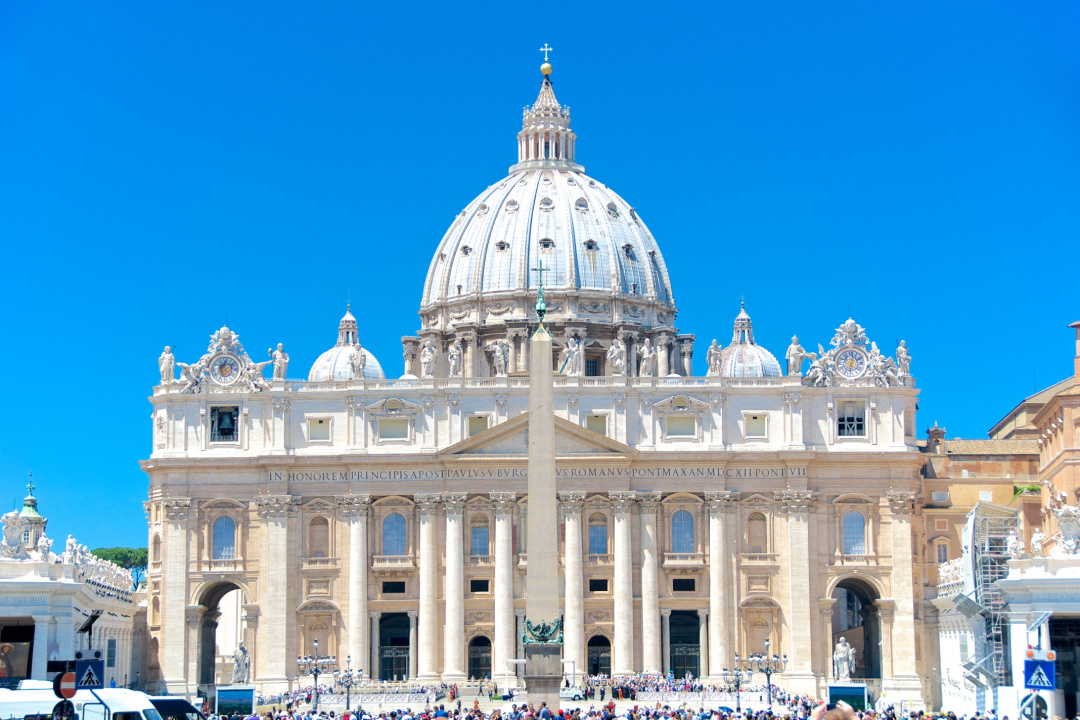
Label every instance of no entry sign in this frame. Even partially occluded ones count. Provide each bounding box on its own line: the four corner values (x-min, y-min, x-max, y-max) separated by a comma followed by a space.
52, 671, 77, 699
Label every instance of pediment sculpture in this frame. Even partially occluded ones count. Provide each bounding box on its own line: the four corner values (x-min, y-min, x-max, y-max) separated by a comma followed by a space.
169, 326, 280, 394
800, 318, 912, 388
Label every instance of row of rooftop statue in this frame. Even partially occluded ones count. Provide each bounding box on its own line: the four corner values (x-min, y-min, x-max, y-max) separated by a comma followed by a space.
155, 318, 912, 392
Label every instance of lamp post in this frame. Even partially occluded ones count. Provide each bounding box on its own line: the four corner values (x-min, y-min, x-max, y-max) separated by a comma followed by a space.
296, 638, 337, 711
749, 639, 787, 710
335, 655, 361, 712
719, 653, 752, 713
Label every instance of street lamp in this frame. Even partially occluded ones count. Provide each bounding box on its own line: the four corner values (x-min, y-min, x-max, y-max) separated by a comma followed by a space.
719, 653, 752, 713
748, 638, 787, 710
334, 655, 362, 712
296, 638, 337, 711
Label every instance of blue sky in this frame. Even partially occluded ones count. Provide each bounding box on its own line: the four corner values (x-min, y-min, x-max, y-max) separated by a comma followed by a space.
1, 2, 1077, 549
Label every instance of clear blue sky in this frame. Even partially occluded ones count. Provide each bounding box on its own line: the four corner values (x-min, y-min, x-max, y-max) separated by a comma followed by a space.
1, 2, 1078, 549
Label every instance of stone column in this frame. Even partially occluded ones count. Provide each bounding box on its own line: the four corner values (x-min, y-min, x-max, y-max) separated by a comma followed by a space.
884, 493, 920, 693
443, 492, 467, 681
338, 495, 372, 679
705, 492, 736, 679
818, 598, 837, 681
370, 612, 381, 681
560, 491, 587, 681
408, 611, 419, 680
697, 610, 709, 679
661, 609, 671, 674
31, 615, 50, 679
611, 491, 636, 676
658, 334, 670, 377
256, 495, 298, 692
508, 334, 518, 375
775, 490, 819, 694
161, 498, 192, 693
415, 493, 441, 681
493, 492, 518, 684
638, 492, 662, 674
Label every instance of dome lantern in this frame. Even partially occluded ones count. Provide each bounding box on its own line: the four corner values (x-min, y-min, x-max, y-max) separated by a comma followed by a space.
511, 46, 582, 174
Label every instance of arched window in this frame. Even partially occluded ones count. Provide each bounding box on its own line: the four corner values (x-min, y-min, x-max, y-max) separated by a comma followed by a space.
671, 510, 694, 553
842, 511, 866, 555
151, 534, 161, 563
212, 517, 235, 560
588, 513, 608, 555
383, 513, 407, 556
308, 516, 330, 558
747, 513, 767, 554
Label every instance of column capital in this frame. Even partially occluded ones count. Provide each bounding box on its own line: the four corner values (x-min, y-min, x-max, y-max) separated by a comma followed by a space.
442, 492, 468, 516
874, 598, 896, 620
163, 498, 191, 522
407, 610, 419, 619
696, 609, 708, 619
515, 609, 526, 618
369, 611, 382, 619
638, 491, 662, 514
886, 492, 918, 515
491, 492, 518, 516
705, 491, 738, 514
818, 597, 837, 618
256, 495, 299, 519
610, 491, 637, 514
336, 494, 372, 518
559, 491, 587, 514
773, 490, 819, 514
660, 608, 672, 617
414, 493, 441, 517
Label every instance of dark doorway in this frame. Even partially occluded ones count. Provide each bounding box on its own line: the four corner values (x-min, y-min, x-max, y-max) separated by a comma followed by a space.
830, 580, 881, 679
587, 635, 611, 676
468, 636, 492, 680
669, 611, 700, 679
197, 582, 243, 688
379, 613, 410, 681
1049, 618, 1080, 718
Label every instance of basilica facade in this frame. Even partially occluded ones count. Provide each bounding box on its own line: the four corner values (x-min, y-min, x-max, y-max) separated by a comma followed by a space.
142, 64, 927, 706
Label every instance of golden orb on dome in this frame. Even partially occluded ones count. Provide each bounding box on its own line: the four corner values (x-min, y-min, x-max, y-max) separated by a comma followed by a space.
540, 62, 552, 76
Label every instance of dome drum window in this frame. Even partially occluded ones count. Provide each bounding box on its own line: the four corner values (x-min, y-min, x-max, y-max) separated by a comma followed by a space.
539, 238, 555, 250
505, 200, 519, 213
495, 241, 509, 251
575, 198, 589, 213
606, 203, 619, 218
583, 240, 598, 251
539, 197, 554, 212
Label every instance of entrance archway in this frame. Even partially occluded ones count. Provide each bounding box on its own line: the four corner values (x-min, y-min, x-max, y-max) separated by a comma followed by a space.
587, 635, 611, 676
830, 578, 881, 679
669, 611, 700, 679
378, 613, 410, 681
468, 636, 492, 680
196, 581, 247, 687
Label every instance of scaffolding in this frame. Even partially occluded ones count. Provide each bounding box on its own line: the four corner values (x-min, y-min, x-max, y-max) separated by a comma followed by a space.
968, 503, 1020, 686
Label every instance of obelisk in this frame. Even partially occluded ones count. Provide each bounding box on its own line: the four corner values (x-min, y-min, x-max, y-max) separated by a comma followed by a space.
523, 265, 562, 709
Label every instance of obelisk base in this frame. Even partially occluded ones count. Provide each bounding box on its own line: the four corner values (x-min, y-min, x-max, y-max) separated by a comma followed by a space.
524, 644, 562, 710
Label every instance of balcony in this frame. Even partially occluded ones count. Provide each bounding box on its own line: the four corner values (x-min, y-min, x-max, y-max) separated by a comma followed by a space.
465, 555, 493, 566
663, 553, 705, 572
207, 558, 244, 572
585, 553, 613, 565
302, 556, 339, 569
739, 552, 779, 564
372, 554, 415, 577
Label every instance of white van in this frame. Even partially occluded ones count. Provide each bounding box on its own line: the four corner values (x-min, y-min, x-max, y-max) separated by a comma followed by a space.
0, 686, 164, 720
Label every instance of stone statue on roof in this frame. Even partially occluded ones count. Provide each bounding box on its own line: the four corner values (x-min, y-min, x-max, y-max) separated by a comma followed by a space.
785, 336, 806, 377
706, 339, 722, 376
269, 343, 289, 381
158, 346, 175, 385
447, 340, 462, 377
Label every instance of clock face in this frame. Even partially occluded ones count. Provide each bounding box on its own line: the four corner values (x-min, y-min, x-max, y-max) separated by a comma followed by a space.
209, 354, 241, 385
835, 348, 868, 379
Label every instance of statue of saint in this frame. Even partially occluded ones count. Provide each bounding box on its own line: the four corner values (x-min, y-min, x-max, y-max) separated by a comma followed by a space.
269, 343, 289, 381
833, 637, 856, 681
563, 338, 582, 376
1006, 529, 1024, 559
158, 346, 175, 385
447, 340, 462, 377
606, 341, 626, 376
231, 644, 250, 684
350, 344, 366, 380
492, 338, 510, 377
896, 340, 911, 376
420, 340, 438, 378
638, 338, 657, 377
785, 336, 806, 377
1030, 528, 1045, 557
706, 339, 723, 376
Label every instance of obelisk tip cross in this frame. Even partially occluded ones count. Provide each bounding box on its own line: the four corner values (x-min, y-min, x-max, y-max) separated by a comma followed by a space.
531, 261, 551, 324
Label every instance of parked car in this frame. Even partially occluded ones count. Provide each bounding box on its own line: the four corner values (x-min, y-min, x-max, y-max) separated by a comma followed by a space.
559, 687, 585, 701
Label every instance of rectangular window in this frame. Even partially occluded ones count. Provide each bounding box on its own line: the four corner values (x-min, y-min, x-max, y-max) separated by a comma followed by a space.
382, 581, 405, 594
588, 525, 607, 555
667, 415, 696, 437
471, 525, 489, 556
470, 579, 491, 594
586, 358, 598, 377
309, 418, 331, 442
588, 578, 609, 593
672, 578, 696, 592
379, 417, 409, 440
210, 406, 239, 443
107, 638, 117, 668
932, 491, 950, 503
937, 544, 949, 564
980, 491, 993, 502
468, 415, 489, 437
745, 414, 767, 438
837, 402, 865, 437
586, 414, 607, 436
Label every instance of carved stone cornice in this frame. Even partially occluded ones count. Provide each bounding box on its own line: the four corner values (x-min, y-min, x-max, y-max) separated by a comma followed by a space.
705, 491, 738, 514
886, 492, 918, 515
491, 492, 518, 516
163, 498, 191, 522
442, 492, 468, 516
637, 491, 662, 514
609, 491, 637, 514
559, 491, 586, 515
414, 493, 441, 517
272, 397, 291, 413
336, 494, 372, 519
256, 495, 299, 519
773, 490, 820, 514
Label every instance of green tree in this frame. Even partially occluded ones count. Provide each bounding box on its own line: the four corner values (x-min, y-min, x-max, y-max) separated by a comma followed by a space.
91, 547, 149, 588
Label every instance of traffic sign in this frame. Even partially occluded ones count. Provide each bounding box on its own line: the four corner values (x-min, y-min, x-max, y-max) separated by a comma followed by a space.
75, 660, 105, 690
52, 700, 76, 720
1024, 659, 1055, 690
52, 671, 77, 699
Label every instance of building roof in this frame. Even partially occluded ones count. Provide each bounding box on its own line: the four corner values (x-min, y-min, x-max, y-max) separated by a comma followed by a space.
941, 439, 1039, 456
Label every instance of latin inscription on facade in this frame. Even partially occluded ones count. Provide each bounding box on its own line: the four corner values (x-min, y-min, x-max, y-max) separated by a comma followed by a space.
268, 465, 805, 483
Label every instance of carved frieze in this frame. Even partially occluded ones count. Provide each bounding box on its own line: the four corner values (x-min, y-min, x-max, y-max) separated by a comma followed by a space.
256, 495, 299, 519
637, 491, 662, 514
886, 492, 918, 515
559, 491, 586, 515
163, 498, 191, 522
773, 491, 820, 514
336, 495, 372, 518
414, 493, 441, 517
578, 302, 609, 314
609, 491, 637, 514
705, 491, 738, 514
491, 492, 518, 516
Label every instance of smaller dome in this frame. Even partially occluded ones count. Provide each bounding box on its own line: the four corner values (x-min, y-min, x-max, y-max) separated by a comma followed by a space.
307, 307, 386, 382
719, 303, 782, 378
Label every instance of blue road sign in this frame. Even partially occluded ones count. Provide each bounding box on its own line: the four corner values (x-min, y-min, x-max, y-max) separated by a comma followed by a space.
1024, 659, 1055, 690
74, 660, 105, 690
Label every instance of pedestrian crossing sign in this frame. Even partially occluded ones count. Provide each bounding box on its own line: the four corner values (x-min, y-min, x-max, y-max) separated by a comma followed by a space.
1024, 659, 1055, 690
74, 660, 105, 690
